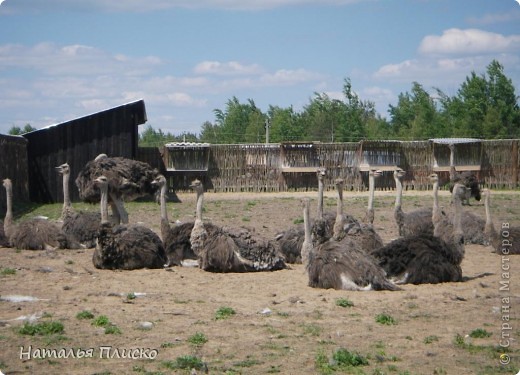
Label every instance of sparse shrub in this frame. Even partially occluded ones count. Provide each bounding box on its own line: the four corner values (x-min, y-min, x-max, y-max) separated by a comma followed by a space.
335, 297, 354, 308
19, 321, 64, 336
424, 335, 439, 344
92, 315, 110, 327
162, 355, 206, 371
0, 267, 16, 276
187, 332, 208, 346
76, 310, 95, 320
375, 313, 397, 325
469, 328, 492, 338
215, 306, 236, 320
104, 325, 121, 335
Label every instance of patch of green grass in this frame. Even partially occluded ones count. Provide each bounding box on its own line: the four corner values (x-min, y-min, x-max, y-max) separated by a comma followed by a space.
18, 321, 64, 336
375, 313, 397, 325
293, 217, 304, 224
76, 310, 95, 320
301, 323, 322, 337
233, 355, 262, 368
162, 355, 206, 371
215, 306, 236, 320
315, 348, 369, 374
469, 328, 492, 338
104, 325, 121, 335
65, 260, 74, 265
91, 315, 110, 327
126, 292, 136, 300
241, 216, 251, 222
187, 332, 208, 346
160, 342, 176, 348
335, 297, 354, 308
0, 267, 16, 276
424, 335, 439, 344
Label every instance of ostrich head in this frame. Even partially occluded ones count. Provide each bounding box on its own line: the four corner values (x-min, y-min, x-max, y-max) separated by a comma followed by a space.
190, 179, 203, 192
316, 167, 327, 180
94, 153, 108, 161
370, 169, 383, 178
151, 174, 167, 188
55, 163, 70, 176
2, 178, 11, 189
94, 175, 109, 189
394, 168, 406, 179
428, 173, 439, 184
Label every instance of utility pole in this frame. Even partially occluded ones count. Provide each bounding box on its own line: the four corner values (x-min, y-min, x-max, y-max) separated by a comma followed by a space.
265, 119, 271, 144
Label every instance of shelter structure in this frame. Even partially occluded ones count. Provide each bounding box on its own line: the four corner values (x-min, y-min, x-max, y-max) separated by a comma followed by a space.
22, 100, 148, 203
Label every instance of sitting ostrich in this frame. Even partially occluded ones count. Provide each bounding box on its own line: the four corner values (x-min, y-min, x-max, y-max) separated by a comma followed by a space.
92, 175, 167, 270
75, 154, 159, 224
3, 178, 80, 250
275, 167, 335, 264
152, 174, 197, 266
300, 197, 400, 291
332, 178, 383, 252
483, 189, 519, 255
56, 163, 100, 248
393, 168, 433, 237
370, 183, 467, 284
189, 179, 287, 273
430, 172, 487, 245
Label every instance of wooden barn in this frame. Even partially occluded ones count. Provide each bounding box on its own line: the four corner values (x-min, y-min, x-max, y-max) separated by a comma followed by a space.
22, 99, 148, 203
0, 134, 30, 211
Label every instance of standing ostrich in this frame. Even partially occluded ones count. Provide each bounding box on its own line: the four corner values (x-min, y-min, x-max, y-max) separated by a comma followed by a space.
300, 197, 400, 291
152, 174, 197, 266
92, 175, 167, 270
75, 154, 159, 224
483, 189, 520, 254
370, 183, 467, 284
189, 179, 286, 273
56, 163, 100, 248
3, 179, 80, 250
393, 168, 433, 237
331, 178, 383, 252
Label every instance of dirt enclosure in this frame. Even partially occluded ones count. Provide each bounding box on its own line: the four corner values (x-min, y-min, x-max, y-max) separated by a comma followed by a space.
0, 188, 519, 374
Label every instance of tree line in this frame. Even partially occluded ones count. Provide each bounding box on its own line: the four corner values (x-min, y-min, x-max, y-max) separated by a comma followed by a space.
7, 60, 518, 145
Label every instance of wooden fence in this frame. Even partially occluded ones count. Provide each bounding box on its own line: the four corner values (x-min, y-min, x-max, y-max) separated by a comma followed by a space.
140, 139, 520, 193
0, 134, 29, 210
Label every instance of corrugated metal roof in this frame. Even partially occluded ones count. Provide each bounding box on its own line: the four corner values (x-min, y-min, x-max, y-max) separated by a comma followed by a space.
429, 138, 481, 144
165, 142, 210, 148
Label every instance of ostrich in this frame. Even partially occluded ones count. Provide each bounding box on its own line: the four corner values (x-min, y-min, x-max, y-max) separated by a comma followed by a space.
300, 197, 400, 291
431, 172, 487, 245
56, 163, 100, 248
75, 154, 159, 224
332, 178, 383, 252
370, 183, 467, 284
3, 179, 80, 250
363, 169, 382, 225
393, 168, 433, 237
483, 189, 519, 255
151, 174, 197, 266
275, 167, 334, 264
0, 220, 9, 247
189, 179, 287, 273
92, 175, 167, 270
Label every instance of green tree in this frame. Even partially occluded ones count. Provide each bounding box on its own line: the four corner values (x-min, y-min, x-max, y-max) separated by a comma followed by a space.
8, 124, 37, 135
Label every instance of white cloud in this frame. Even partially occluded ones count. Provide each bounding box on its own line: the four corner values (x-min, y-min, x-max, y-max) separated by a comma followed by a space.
194, 61, 263, 76
466, 10, 520, 25
419, 28, 520, 56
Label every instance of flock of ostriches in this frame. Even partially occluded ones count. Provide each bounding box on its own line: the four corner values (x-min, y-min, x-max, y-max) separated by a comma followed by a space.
1, 154, 519, 292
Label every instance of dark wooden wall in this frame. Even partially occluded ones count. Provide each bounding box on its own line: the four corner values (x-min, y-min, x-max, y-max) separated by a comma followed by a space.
0, 134, 30, 211
23, 100, 147, 203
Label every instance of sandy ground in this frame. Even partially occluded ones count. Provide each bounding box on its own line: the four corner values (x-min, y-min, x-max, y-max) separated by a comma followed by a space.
0, 188, 519, 375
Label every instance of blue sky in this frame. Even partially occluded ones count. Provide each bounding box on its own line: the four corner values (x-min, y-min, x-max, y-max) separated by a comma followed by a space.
0, 0, 519, 136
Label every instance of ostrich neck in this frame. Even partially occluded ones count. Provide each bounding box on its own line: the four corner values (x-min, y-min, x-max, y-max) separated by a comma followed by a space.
368, 175, 375, 210
62, 172, 71, 210
432, 181, 439, 212
160, 183, 168, 222
195, 189, 204, 221
317, 179, 324, 219
301, 201, 312, 267
394, 177, 402, 208
100, 185, 110, 224
4, 183, 14, 237
336, 186, 344, 218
